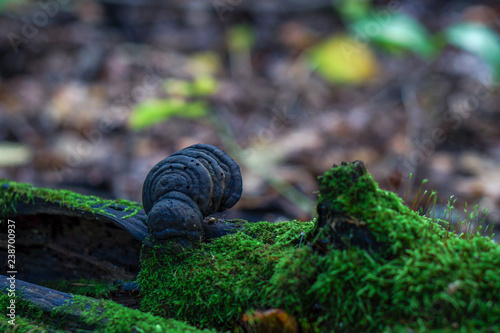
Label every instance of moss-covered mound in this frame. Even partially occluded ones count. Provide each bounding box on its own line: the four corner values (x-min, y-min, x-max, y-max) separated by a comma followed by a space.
139, 161, 500, 332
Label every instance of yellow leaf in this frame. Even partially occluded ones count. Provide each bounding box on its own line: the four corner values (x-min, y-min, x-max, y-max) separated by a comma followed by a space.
309, 34, 378, 84
186, 52, 222, 76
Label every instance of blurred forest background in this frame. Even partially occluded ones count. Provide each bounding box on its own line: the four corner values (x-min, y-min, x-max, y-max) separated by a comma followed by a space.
1, 0, 500, 239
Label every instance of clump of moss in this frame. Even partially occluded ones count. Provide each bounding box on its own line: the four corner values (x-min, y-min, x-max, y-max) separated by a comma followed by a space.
139, 162, 500, 332
0, 179, 142, 219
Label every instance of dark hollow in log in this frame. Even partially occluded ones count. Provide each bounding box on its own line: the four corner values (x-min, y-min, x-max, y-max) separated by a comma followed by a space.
0, 212, 142, 283
6, 196, 149, 242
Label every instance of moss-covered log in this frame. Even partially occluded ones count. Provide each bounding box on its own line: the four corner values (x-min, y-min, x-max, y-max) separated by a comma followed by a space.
0, 180, 243, 243
1, 162, 499, 332
0, 274, 214, 332
139, 161, 500, 332
0, 180, 148, 240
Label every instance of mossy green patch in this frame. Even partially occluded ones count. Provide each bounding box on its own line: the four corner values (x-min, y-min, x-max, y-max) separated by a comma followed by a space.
139, 162, 500, 332
0, 179, 142, 219
70, 295, 215, 332
139, 220, 315, 329
39, 279, 119, 299
0, 291, 66, 332
315, 161, 451, 255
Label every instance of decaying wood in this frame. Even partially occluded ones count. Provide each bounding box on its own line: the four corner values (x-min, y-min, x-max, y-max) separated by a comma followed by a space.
0, 274, 103, 330
8, 196, 149, 242
44, 243, 135, 280
1, 275, 143, 329
1, 274, 75, 311
6, 195, 244, 243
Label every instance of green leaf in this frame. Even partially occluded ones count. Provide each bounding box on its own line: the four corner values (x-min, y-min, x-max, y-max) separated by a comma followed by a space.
128, 98, 207, 131
191, 75, 219, 96
183, 100, 210, 117
164, 79, 193, 97
445, 23, 500, 81
351, 13, 435, 59
334, 0, 372, 23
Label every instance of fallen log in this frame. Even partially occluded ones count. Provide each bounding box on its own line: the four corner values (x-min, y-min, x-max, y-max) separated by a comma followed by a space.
1, 182, 242, 243
1, 273, 104, 331
1, 274, 74, 311
3, 160, 499, 332
0, 274, 213, 332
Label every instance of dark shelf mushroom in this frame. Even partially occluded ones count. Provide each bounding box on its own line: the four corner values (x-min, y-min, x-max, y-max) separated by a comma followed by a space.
142, 143, 243, 246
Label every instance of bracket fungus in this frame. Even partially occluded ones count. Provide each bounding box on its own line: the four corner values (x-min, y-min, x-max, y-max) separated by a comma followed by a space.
142, 144, 243, 247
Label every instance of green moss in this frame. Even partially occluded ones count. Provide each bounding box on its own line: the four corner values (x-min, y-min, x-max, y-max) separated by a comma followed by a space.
138, 162, 500, 332
0, 179, 142, 219
70, 295, 215, 332
0, 292, 214, 332
0, 291, 67, 332
0, 315, 66, 332
138, 220, 313, 329
316, 161, 451, 254
39, 279, 119, 298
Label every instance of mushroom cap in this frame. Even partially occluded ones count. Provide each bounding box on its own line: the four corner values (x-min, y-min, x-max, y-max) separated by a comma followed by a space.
187, 144, 242, 211
147, 191, 203, 241
142, 144, 242, 216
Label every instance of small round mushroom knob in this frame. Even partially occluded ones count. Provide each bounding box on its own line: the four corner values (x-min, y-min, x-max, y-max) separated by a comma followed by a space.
142, 144, 242, 246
